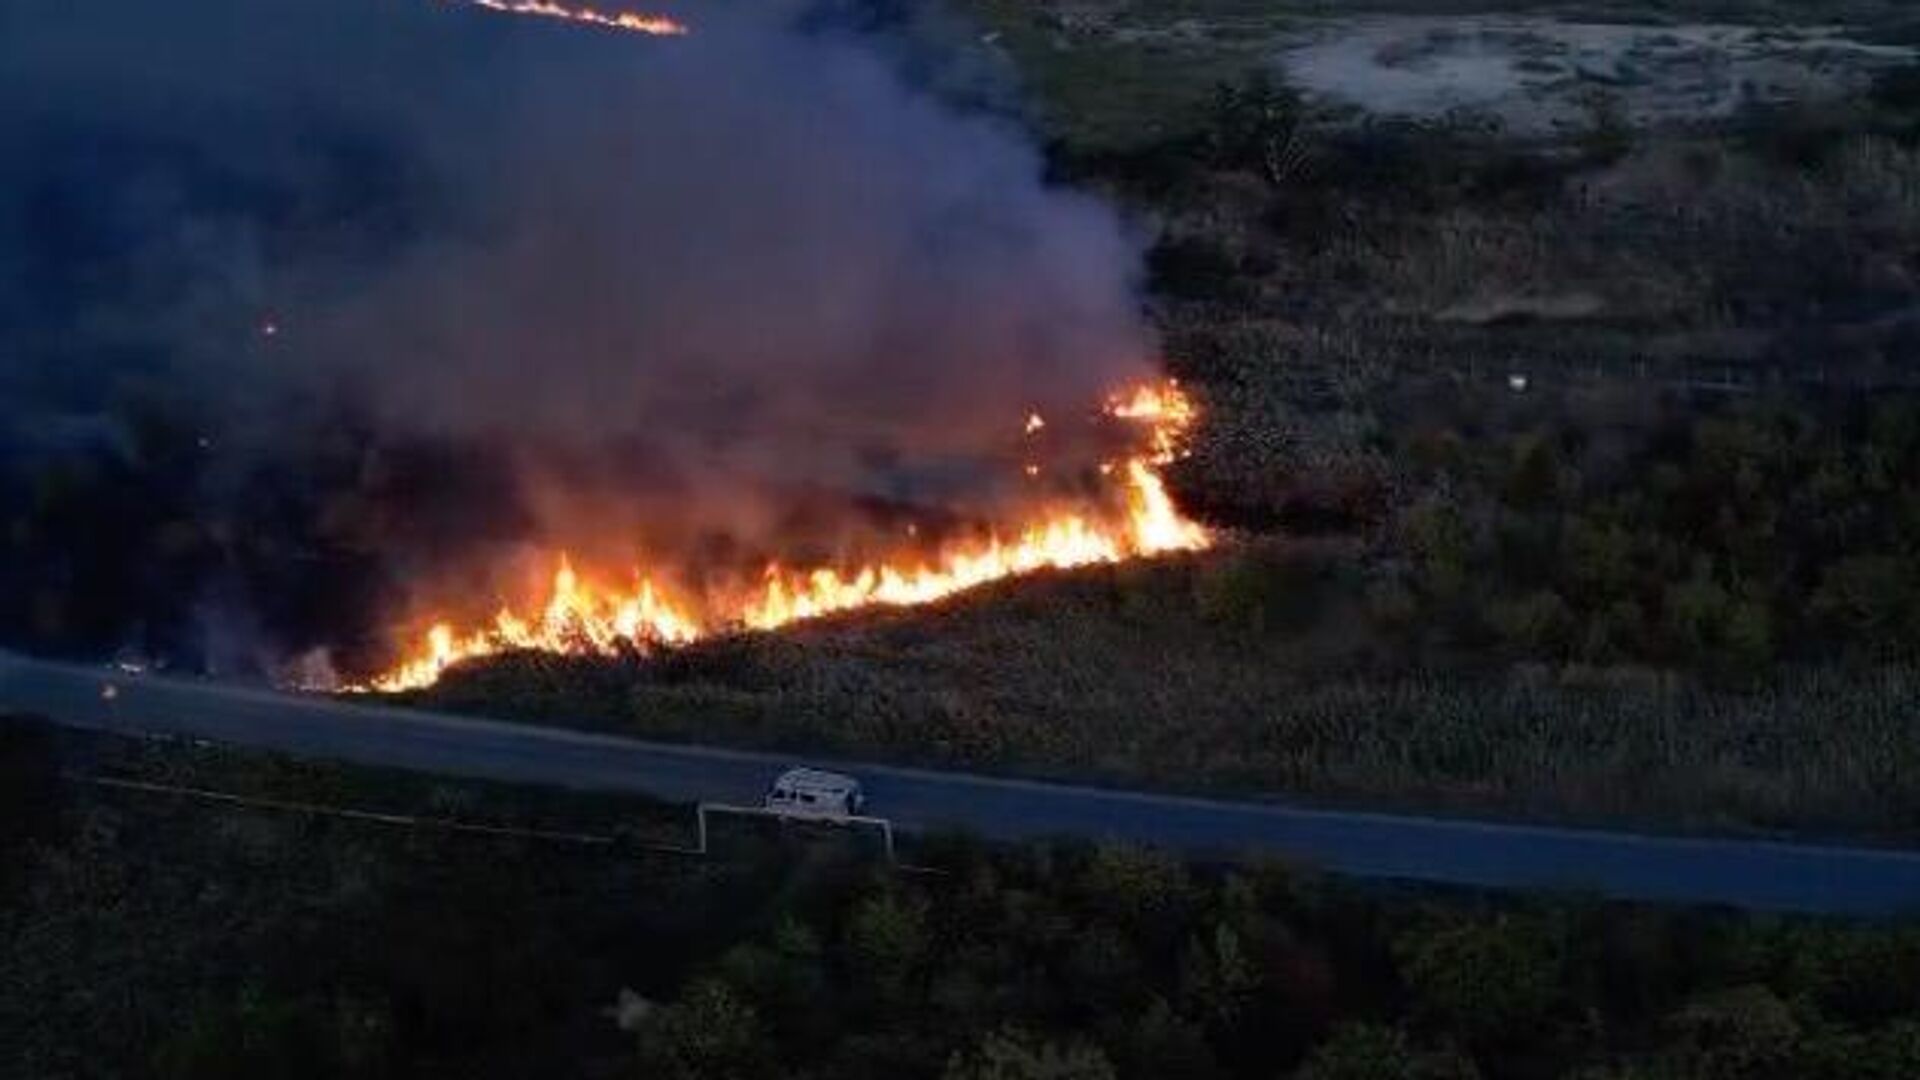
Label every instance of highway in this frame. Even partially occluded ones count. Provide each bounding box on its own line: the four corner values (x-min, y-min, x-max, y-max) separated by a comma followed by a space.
5, 649, 1920, 916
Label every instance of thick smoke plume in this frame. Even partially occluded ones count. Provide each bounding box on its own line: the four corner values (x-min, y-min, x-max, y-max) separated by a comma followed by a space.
0, 0, 1152, 672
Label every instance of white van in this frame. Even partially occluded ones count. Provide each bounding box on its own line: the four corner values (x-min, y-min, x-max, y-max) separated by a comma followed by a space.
764, 767, 865, 818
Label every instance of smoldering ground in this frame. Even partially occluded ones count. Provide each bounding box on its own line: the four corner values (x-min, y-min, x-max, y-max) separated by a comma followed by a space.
0, 0, 1153, 672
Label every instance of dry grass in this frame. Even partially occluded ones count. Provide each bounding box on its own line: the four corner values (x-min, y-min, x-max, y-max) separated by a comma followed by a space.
415, 549, 1920, 840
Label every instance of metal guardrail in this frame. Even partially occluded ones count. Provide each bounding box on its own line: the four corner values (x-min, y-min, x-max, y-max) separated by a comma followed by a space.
75, 774, 625, 847
68, 775, 912, 868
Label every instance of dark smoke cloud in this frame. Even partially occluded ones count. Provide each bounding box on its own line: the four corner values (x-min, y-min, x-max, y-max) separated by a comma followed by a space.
0, 0, 1152, 668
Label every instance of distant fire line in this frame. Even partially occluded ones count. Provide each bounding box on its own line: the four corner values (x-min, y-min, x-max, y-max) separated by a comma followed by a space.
455, 0, 689, 36
350, 379, 1210, 693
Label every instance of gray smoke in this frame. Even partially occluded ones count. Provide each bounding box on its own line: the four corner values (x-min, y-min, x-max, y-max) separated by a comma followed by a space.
4, 0, 1149, 515
0, 0, 1154, 665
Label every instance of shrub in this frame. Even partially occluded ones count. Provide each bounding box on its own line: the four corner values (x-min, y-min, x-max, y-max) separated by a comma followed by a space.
636, 978, 771, 1080
1397, 916, 1563, 1050
944, 1028, 1117, 1080
1663, 984, 1800, 1080
1292, 1023, 1478, 1080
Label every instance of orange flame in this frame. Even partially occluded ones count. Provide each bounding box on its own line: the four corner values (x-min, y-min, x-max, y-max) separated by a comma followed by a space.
456, 0, 689, 36
1109, 380, 1196, 465
355, 379, 1210, 692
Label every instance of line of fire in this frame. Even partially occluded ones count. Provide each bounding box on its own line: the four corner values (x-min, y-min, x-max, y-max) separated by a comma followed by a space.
357, 381, 1211, 691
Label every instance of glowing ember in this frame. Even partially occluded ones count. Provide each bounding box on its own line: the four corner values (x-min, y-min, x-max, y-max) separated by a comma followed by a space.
355, 379, 1211, 692
454, 0, 688, 36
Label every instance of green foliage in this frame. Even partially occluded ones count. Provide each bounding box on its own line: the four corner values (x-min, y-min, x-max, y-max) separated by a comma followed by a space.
1488, 589, 1572, 654
943, 1028, 1117, 1080
1662, 571, 1733, 656
1176, 922, 1257, 1027
714, 917, 832, 1048
1401, 495, 1472, 603
1662, 984, 1801, 1079
1292, 1023, 1478, 1080
636, 978, 770, 1080
843, 889, 932, 1011
1079, 844, 1195, 943
15, 742, 1920, 1080
1356, 397, 1920, 673
1397, 915, 1564, 1049
1191, 547, 1325, 634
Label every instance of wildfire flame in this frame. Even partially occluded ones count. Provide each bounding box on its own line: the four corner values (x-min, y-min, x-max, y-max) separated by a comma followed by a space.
454, 0, 689, 36
1109, 381, 1196, 465
356, 379, 1210, 692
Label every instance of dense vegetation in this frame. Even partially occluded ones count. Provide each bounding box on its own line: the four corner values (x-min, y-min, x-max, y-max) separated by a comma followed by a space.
1362, 394, 1920, 671
402, 27, 1920, 836
414, 569, 1920, 837
8, 720, 1920, 1080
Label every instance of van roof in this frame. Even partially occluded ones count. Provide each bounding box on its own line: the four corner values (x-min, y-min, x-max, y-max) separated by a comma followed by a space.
773, 767, 859, 791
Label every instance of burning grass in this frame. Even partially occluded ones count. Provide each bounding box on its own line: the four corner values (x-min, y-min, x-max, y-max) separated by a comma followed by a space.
355, 379, 1212, 692
451, 0, 688, 36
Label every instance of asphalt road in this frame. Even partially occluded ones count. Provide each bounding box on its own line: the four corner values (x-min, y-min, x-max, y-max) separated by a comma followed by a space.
6, 650, 1920, 916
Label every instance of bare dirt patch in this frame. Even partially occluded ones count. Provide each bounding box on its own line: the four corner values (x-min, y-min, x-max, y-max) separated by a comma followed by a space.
1275, 16, 1915, 133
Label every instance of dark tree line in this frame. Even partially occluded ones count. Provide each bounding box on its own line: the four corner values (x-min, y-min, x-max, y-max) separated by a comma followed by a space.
7, 738, 1920, 1080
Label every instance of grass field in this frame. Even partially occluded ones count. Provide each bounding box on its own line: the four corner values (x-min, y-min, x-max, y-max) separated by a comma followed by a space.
957, 0, 1920, 147
406, 548, 1920, 840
